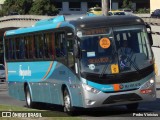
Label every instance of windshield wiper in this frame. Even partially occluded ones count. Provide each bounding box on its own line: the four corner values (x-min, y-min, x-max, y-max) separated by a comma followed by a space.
99, 49, 118, 78
126, 54, 140, 72
99, 64, 109, 78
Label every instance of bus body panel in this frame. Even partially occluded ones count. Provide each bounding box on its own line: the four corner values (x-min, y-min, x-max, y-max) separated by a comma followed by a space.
7, 61, 84, 107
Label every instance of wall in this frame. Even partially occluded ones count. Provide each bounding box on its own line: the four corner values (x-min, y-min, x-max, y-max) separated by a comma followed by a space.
150, 0, 160, 13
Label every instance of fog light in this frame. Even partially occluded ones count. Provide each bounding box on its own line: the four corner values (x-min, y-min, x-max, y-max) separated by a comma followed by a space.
86, 100, 96, 105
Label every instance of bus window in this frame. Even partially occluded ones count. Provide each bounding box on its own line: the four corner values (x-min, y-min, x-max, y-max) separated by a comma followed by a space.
55, 32, 67, 64
67, 40, 74, 70
44, 33, 54, 59
15, 37, 26, 59
25, 36, 34, 59
5, 39, 11, 60
5, 39, 9, 60
5, 39, 13, 60
34, 34, 44, 59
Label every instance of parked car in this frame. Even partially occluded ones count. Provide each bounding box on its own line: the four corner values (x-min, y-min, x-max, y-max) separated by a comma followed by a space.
87, 7, 102, 15
151, 9, 160, 18
108, 11, 125, 16
0, 64, 5, 82
120, 8, 133, 15
87, 8, 128, 16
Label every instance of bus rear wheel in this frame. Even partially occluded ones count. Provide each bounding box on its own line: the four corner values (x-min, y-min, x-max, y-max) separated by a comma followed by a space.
25, 85, 36, 108
63, 88, 75, 115
126, 103, 139, 111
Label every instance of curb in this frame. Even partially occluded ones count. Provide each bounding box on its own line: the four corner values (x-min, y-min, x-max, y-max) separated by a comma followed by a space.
156, 82, 160, 90
156, 75, 160, 90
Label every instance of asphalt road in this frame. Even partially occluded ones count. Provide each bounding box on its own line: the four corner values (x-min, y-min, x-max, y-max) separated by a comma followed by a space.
1, 82, 160, 119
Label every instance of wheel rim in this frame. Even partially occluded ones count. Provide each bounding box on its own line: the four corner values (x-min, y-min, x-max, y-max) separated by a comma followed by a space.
64, 92, 71, 112
26, 90, 31, 107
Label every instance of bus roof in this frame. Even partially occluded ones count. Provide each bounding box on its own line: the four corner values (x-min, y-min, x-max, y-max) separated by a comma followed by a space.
69, 15, 145, 30
5, 15, 145, 37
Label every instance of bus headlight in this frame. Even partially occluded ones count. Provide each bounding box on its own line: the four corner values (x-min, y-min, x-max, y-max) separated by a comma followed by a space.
150, 79, 154, 84
82, 84, 100, 94
140, 79, 155, 94
141, 79, 155, 89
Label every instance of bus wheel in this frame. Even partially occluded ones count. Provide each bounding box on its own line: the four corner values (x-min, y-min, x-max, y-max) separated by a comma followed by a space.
25, 85, 36, 108
63, 88, 75, 115
126, 103, 139, 111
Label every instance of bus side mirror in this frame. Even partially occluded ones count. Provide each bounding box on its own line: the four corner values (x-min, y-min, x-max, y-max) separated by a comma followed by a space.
148, 32, 153, 46
73, 44, 80, 58
146, 24, 153, 46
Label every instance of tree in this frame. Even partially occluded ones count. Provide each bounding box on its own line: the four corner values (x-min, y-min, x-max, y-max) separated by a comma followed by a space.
16, 0, 33, 14
0, 10, 4, 17
122, 0, 132, 9
2, 0, 33, 15
29, 0, 59, 16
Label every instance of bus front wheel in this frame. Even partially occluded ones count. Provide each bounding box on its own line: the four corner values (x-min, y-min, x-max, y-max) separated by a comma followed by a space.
25, 85, 36, 108
63, 88, 75, 115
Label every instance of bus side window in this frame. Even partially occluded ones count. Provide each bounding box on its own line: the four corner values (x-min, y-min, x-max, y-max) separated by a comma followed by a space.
44, 33, 54, 59
20, 39, 26, 59
15, 37, 26, 59
67, 40, 74, 70
25, 36, 35, 59
5, 39, 12, 60
55, 32, 67, 64
34, 34, 44, 59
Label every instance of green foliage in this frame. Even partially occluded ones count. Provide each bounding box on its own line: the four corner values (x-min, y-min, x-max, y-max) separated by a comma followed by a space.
135, 8, 150, 14
1, 0, 59, 16
3, 0, 33, 15
121, 0, 132, 9
0, 10, 4, 17
16, 0, 33, 14
29, 0, 59, 16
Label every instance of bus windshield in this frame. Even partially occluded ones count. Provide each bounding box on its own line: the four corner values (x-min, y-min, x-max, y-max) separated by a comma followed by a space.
79, 25, 153, 75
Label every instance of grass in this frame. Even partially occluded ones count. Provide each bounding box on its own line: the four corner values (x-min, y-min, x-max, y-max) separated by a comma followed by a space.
0, 104, 34, 111
0, 105, 83, 120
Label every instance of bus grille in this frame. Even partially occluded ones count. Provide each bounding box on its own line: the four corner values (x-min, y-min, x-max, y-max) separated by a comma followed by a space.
103, 93, 142, 104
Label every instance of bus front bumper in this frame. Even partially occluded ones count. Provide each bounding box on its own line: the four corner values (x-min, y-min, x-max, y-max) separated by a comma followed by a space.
82, 81, 156, 108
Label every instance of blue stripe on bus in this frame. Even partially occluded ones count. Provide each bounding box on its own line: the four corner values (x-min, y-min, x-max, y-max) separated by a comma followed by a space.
44, 61, 57, 80
87, 81, 114, 92
87, 77, 151, 92
7, 61, 57, 82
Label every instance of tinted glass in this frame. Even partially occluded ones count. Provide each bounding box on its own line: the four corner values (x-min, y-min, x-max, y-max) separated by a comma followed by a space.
0, 65, 4, 70
113, 25, 153, 72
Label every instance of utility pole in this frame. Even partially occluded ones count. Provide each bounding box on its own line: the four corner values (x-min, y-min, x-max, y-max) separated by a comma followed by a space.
102, 0, 109, 16
110, 0, 112, 11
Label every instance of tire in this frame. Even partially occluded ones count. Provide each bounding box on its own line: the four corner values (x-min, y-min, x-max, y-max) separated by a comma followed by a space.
25, 85, 36, 108
126, 103, 139, 111
63, 88, 75, 115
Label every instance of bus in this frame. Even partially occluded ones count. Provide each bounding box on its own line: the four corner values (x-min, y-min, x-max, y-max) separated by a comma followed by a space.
4, 15, 156, 115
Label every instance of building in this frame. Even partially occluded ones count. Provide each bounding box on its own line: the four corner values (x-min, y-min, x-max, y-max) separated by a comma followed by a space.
0, 0, 150, 14
150, 0, 160, 13
0, 0, 5, 10
53, 0, 150, 14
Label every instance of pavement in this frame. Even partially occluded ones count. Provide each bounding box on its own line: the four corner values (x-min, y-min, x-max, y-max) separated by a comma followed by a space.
156, 75, 160, 90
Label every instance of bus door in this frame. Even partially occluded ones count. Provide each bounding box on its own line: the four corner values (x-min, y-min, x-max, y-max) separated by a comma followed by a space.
66, 37, 83, 107
54, 32, 68, 82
